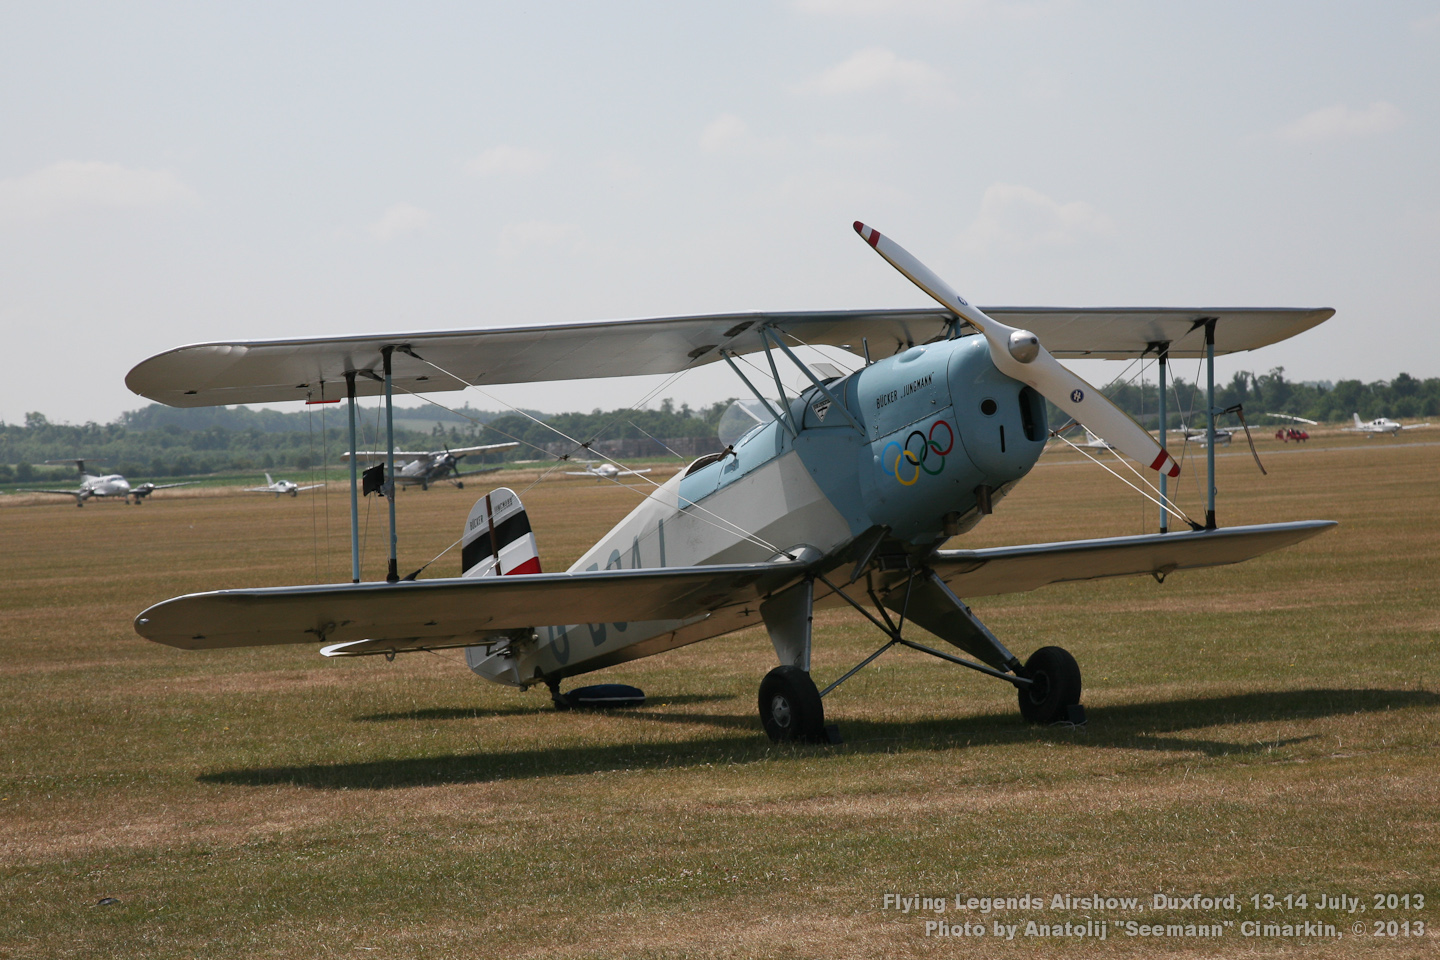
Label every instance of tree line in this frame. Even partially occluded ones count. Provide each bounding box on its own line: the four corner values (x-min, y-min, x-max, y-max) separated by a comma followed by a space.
0, 399, 731, 481
1, 370, 1434, 481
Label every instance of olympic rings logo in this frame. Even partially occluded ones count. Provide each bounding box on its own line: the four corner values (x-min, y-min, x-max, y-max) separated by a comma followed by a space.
881, 420, 954, 487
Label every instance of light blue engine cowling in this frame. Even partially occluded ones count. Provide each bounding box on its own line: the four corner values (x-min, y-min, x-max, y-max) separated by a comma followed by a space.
679, 334, 1048, 548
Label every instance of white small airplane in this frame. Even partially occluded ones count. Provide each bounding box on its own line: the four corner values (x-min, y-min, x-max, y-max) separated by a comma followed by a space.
342, 442, 518, 490
1345, 413, 1431, 437
27, 459, 196, 506
565, 462, 654, 480
126, 222, 1337, 743
245, 473, 325, 497
1181, 425, 1234, 447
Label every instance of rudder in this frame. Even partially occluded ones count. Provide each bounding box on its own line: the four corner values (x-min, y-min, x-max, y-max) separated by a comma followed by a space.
461, 487, 542, 578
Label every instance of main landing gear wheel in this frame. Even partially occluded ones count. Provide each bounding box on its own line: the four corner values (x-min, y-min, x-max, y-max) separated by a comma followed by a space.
758, 665, 825, 743
1017, 646, 1082, 724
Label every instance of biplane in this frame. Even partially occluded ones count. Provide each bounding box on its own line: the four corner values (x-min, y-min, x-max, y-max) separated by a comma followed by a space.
124, 223, 1335, 742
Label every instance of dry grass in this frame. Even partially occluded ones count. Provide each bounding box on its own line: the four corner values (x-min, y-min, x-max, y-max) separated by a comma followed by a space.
1, 436, 1437, 958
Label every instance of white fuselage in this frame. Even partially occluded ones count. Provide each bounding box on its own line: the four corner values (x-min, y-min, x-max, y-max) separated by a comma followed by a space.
465, 447, 851, 687
1357, 418, 1401, 436
82, 474, 133, 499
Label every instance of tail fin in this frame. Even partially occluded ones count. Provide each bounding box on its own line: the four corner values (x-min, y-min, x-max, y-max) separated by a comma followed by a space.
461, 487, 542, 577
265, 472, 274, 485
1353, 413, 1363, 428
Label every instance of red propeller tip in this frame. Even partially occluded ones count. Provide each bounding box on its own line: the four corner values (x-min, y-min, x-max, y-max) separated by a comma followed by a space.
853, 222, 880, 247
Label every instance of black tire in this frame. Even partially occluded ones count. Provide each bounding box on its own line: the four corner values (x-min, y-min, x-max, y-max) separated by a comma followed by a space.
758, 665, 825, 743
1017, 646, 1082, 724
456, 481, 464, 489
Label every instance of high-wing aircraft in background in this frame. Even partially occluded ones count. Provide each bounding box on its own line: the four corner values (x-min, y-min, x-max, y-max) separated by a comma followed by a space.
125, 222, 1336, 744
565, 462, 654, 480
27, 459, 197, 506
341, 442, 518, 490
245, 473, 326, 497
1344, 413, 1430, 437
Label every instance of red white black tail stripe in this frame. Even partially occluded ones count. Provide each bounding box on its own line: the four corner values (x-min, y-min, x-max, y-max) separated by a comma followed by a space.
461, 487, 542, 577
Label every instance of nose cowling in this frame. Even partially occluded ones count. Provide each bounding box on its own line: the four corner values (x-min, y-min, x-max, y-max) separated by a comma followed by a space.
849, 336, 1047, 544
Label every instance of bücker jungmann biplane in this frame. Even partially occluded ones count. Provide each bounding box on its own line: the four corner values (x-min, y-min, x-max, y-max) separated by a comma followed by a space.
126, 224, 1335, 742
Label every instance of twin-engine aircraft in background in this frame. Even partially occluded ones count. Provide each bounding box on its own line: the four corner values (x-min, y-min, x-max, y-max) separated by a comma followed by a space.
125, 222, 1336, 743
341, 442, 518, 490
1345, 413, 1431, 437
245, 473, 326, 497
27, 459, 196, 506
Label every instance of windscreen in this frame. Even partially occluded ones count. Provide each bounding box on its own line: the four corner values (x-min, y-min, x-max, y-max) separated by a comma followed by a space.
717, 398, 777, 448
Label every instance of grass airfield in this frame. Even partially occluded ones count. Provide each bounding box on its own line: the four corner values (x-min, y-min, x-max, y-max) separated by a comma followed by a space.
1, 435, 1436, 958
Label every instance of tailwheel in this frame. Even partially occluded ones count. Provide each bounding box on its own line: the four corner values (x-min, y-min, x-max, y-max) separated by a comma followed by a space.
1017, 646, 1082, 724
758, 665, 825, 743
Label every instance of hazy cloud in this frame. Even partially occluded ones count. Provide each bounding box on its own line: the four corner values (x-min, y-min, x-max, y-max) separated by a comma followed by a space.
1276, 101, 1404, 143
468, 145, 552, 176
367, 203, 432, 241
959, 183, 1115, 255
1411, 11, 1440, 33
700, 114, 752, 153
795, 48, 952, 103
0, 161, 199, 221
498, 220, 584, 256
794, 0, 1059, 21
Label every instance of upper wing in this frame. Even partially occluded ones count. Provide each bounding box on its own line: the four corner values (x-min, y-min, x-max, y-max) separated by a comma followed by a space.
619, 468, 653, 476
242, 486, 272, 492
1400, 423, 1431, 430
920, 521, 1335, 599
133, 560, 806, 651
340, 451, 431, 460
24, 488, 81, 497
126, 307, 1333, 408
450, 442, 520, 456
292, 483, 325, 491
146, 481, 199, 491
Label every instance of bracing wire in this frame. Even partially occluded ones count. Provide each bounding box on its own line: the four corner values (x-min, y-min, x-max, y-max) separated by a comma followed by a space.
1051, 431, 1198, 528
393, 355, 787, 560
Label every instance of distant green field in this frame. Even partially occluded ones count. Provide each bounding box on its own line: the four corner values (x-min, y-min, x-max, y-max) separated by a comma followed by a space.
1, 436, 1435, 958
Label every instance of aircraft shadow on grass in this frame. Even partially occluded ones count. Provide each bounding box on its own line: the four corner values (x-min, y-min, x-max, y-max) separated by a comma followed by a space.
199, 688, 1439, 791
353, 693, 734, 724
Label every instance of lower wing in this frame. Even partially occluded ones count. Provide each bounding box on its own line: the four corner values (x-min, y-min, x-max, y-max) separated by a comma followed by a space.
919, 521, 1335, 598
134, 560, 806, 651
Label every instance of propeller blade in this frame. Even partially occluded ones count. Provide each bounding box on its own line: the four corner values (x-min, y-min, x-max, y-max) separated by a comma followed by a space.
853, 221, 1179, 478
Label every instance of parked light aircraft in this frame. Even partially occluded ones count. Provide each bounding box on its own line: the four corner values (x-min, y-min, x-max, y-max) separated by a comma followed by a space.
1181, 425, 1234, 447
341, 442, 518, 490
1345, 413, 1430, 437
565, 463, 654, 480
28, 459, 196, 506
125, 223, 1336, 743
245, 473, 325, 497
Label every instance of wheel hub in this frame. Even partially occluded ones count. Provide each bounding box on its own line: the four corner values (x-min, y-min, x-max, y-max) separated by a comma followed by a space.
769, 694, 793, 728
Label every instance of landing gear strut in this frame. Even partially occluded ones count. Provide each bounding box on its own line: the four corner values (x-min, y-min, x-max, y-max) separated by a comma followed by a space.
757, 565, 1086, 740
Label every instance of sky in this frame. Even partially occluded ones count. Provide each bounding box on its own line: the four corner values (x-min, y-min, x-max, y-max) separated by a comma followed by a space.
2, 1, 1437, 426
